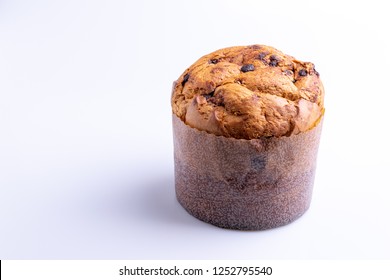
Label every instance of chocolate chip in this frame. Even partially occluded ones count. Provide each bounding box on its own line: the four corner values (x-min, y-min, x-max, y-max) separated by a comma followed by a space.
313, 68, 320, 76
251, 156, 266, 170
209, 58, 219, 64
298, 69, 307, 76
209, 96, 224, 106
182, 73, 189, 86
269, 55, 280, 67
241, 64, 255, 72
310, 94, 318, 103
203, 91, 214, 100
249, 45, 262, 50
258, 52, 267, 60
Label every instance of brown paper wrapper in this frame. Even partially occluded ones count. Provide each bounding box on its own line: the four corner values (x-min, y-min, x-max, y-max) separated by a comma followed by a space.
172, 114, 323, 230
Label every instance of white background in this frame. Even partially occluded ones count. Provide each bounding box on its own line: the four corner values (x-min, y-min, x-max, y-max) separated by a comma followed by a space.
1, 0, 389, 259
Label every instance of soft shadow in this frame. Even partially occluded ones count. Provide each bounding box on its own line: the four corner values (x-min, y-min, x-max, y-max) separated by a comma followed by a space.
138, 175, 203, 227
106, 174, 206, 228
98, 171, 293, 232
132, 176, 301, 233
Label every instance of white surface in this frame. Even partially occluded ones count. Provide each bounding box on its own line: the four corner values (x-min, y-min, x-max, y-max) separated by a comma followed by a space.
1, 0, 389, 259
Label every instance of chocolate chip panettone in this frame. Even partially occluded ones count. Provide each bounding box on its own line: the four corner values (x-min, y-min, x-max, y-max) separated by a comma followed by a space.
172, 45, 324, 139
171, 45, 324, 230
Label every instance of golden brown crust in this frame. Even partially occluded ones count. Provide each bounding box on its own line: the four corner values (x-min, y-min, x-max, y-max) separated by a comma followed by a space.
171, 45, 324, 139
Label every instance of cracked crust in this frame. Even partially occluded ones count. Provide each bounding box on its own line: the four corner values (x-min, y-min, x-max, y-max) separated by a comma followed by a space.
171, 45, 324, 139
